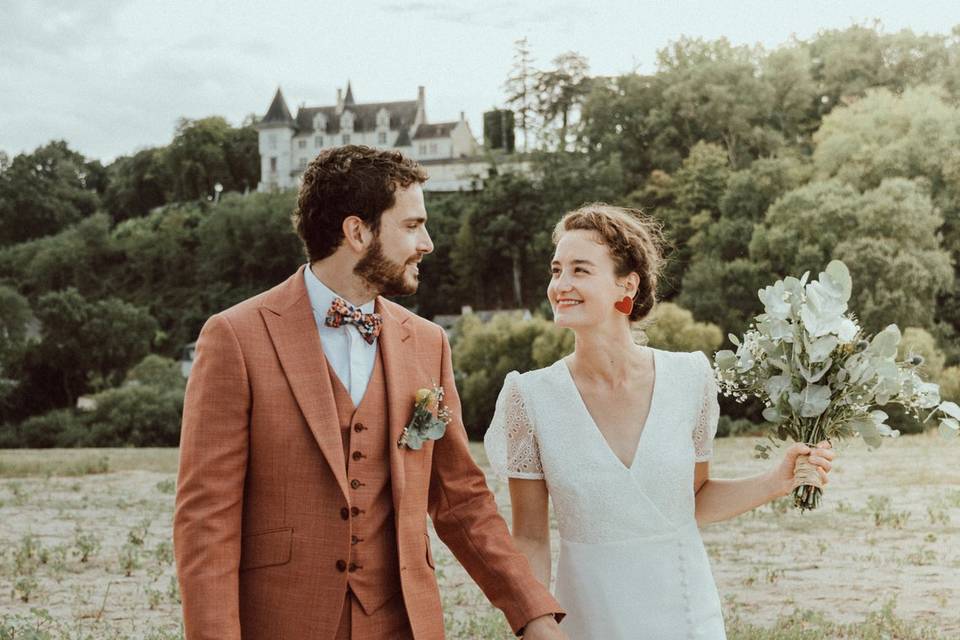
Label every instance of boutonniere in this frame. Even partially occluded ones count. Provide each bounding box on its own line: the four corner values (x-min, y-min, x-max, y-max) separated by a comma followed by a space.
398, 385, 451, 450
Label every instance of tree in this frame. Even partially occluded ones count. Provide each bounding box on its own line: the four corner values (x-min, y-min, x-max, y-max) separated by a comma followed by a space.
812, 86, 960, 192
28, 288, 158, 409
0, 141, 99, 245
655, 37, 777, 167
0, 286, 32, 413
103, 147, 173, 221
642, 302, 723, 354
534, 52, 591, 151
504, 37, 536, 152
752, 178, 953, 333
166, 117, 258, 202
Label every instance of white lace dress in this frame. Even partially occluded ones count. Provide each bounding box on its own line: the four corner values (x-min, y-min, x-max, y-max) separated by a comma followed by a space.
484, 348, 726, 640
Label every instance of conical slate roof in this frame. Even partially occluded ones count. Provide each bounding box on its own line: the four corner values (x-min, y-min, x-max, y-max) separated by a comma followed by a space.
262, 88, 294, 125
344, 81, 355, 106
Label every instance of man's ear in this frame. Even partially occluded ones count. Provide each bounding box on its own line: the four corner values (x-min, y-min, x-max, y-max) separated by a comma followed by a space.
342, 215, 373, 252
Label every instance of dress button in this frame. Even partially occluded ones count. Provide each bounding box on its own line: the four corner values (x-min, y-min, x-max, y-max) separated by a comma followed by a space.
354, 423, 365, 432
352, 451, 363, 461
351, 479, 361, 489
336, 560, 347, 572
340, 507, 349, 520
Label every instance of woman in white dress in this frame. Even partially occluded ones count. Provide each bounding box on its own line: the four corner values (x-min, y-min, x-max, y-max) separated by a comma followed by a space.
484, 204, 836, 640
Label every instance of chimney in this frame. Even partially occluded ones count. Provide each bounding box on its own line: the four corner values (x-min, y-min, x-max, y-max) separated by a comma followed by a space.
460, 111, 465, 122
415, 85, 426, 126
336, 88, 344, 113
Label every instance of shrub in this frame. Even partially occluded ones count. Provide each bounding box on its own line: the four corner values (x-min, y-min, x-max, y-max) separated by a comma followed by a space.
85, 384, 183, 447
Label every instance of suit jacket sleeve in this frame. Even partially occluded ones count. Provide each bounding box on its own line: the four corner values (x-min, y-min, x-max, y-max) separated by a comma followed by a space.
428, 329, 565, 636
174, 313, 250, 640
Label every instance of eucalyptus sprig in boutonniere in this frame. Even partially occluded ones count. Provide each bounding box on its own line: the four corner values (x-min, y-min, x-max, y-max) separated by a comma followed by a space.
398, 385, 451, 450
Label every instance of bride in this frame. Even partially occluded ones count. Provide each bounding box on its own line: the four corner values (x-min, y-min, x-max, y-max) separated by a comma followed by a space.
483, 203, 836, 639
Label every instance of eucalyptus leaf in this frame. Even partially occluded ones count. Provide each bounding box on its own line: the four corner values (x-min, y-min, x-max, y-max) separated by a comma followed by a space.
808, 336, 838, 363
939, 401, 960, 421
939, 418, 959, 439
799, 384, 831, 418
715, 350, 737, 370
762, 407, 784, 423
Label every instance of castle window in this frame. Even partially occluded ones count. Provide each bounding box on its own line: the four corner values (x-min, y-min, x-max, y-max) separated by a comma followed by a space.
299, 158, 308, 169
378, 132, 387, 144
429, 143, 438, 154
315, 135, 323, 147
342, 134, 351, 144
269, 134, 277, 150
418, 144, 427, 155
270, 157, 277, 173
298, 139, 306, 149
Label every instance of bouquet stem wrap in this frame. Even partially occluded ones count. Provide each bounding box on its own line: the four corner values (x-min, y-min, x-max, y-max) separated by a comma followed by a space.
792, 449, 825, 511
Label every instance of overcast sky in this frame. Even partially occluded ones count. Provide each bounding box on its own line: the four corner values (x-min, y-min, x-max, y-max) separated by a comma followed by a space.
3, 0, 959, 162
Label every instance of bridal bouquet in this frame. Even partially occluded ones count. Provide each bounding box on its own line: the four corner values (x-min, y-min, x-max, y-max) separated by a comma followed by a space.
714, 260, 959, 511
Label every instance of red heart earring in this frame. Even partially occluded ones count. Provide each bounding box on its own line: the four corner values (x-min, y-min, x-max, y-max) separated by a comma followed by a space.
614, 296, 634, 315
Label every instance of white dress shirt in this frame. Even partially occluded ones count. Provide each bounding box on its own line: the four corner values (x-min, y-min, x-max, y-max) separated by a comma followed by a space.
304, 265, 378, 406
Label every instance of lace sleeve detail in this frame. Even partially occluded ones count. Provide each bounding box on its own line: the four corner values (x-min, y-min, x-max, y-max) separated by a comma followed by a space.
694, 352, 720, 462
482, 372, 545, 480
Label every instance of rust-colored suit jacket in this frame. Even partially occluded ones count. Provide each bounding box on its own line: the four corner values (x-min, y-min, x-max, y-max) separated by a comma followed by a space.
174, 266, 563, 639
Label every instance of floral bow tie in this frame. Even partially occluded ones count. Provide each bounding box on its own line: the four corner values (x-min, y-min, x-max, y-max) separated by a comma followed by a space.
325, 297, 382, 344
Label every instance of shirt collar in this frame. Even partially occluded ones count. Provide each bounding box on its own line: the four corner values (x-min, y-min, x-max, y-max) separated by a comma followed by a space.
304, 263, 377, 318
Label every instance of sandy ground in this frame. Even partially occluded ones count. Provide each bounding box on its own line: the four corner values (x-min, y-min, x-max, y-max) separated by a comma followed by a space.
0, 432, 958, 638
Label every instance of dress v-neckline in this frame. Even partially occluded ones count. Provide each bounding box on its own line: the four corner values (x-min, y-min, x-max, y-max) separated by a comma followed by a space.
560, 348, 660, 471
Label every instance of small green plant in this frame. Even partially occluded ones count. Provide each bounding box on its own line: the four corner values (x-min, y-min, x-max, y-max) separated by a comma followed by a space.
155, 478, 176, 494
12, 575, 39, 603
118, 542, 141, 577
72, 525, 100, 563
127, 517, 152, 547
866, 495, 911, 529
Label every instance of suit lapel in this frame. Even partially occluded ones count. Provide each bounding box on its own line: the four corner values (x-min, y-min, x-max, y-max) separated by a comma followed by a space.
376, 298, 413, 510
260, 267, 350, 501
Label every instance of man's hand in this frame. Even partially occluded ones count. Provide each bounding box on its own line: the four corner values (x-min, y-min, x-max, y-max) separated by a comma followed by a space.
521, 614, 568, 639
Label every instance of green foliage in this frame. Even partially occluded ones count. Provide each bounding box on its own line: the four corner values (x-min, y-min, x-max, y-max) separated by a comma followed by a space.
85, 384, 183, 447
0, 141, 100, 246
642, 302, 723, 355
452, 313, 571, 438
125, 355, 185, 391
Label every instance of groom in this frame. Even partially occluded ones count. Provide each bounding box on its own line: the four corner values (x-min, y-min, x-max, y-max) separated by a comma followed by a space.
174, 145, 566, 639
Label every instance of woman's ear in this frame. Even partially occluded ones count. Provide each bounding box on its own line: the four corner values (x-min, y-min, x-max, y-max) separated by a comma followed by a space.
621, 272, 641, 299
342, 215, 373, 253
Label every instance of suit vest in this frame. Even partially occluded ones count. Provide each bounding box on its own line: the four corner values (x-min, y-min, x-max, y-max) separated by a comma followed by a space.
327, 350, 402, 615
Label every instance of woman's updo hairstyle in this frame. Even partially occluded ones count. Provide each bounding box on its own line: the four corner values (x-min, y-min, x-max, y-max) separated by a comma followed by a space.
552, 203, 666, 322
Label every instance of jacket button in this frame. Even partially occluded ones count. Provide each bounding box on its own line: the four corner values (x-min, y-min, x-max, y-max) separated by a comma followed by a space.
336, 560, 347, 572
351, 479, 361, 489
352, 451, 364, 461
354, 423, 365, 432
340, 507, 349, 520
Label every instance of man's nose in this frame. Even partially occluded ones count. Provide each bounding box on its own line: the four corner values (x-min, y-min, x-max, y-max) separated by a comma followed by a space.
420, 227, 434, 255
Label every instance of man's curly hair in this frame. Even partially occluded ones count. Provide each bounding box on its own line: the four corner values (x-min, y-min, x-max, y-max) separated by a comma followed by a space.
292, 145, 428, 262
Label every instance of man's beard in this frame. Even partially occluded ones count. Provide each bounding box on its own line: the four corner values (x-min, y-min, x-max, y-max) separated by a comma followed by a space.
354, 236, 419, 297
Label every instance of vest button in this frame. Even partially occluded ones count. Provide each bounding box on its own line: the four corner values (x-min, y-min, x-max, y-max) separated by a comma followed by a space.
336, 560, 347, 572
351, 479, 361, 489
354, 423, 365, 432
340, 507, 349, 520
352, 451, 364, 461
351, 535, 361, 545
351, 506, 361, 516
348, 562, 360, 572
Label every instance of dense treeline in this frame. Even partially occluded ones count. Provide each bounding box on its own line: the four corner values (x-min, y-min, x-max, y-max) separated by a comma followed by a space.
1, 23, 959, 444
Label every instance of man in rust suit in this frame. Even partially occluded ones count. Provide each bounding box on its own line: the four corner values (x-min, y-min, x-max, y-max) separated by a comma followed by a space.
174, 145, 566, 639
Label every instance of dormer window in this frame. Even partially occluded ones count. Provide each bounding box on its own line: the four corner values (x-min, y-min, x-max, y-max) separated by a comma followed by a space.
340, 110, 355, 133
376, 108, 390, 129
313, 113, 327, 131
